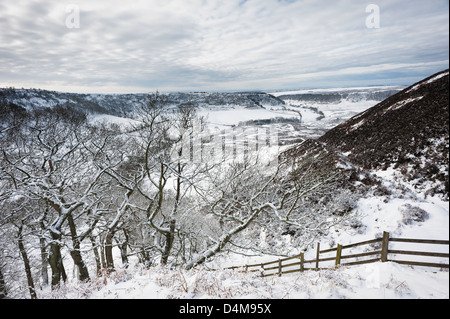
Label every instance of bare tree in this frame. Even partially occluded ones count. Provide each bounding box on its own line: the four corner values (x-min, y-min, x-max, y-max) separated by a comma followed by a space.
182, 144, 359, 268
184, 155, 282, 269
1, 106, 108, 288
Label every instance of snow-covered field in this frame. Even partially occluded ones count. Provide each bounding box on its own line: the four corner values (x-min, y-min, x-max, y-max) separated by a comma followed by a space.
198, 105, 300, 128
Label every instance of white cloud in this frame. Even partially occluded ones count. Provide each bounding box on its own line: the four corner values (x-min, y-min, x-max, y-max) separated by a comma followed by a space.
0, 0, 448, 92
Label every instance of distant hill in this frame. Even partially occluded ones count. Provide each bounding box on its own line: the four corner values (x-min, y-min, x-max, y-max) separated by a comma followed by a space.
0, 88, 285, 118
275, 87, 402, 104
285, 69, 449, 197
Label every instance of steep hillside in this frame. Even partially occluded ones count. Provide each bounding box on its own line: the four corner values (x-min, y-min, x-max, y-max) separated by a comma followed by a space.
286, 70, 449, 197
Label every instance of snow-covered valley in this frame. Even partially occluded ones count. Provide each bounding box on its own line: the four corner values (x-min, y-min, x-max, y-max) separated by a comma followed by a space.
1, 78, 448, 301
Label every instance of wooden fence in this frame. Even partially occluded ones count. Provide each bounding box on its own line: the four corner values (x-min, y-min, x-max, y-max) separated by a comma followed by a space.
225, 232, 449, 277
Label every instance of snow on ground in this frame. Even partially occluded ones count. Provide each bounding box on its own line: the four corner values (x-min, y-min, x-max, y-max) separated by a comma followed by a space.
407, 70, 449, 93
197, 105, 300, 128
197, 99, 375, 130
38, 163, 449, 300
37, 91, 448, 300
40, 260, 448, 299
285, 98, 377, 126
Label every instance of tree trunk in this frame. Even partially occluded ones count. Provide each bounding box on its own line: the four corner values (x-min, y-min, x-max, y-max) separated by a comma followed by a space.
39, 211, 49, 287
89, 235, 102, 276
39, 235, 49, 287
185, 208, 263, 270
48, 231, 67, 289
160, 167, 180, 266
105, 229, 115, 271
185, 232, 232, 270
17, 225, 37, 299
161, 219, 176, 265
120, 229, 129, 268
100, 244, 107, 270
0, 263, 7, 299
67, 213, 90, 282
139, 247, 152, 268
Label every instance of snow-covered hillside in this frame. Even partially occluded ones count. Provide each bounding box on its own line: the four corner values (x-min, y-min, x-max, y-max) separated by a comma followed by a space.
1, 76, 447, 301
41, 262, 448, 299
39, 175, 449, 299
40, 80, 449, 299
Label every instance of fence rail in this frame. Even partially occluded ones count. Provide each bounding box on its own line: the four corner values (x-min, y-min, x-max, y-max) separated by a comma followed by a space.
225, 232, 449, 277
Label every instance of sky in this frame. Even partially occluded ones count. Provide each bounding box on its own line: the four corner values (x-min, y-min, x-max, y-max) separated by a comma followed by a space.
0, 0, 449, 93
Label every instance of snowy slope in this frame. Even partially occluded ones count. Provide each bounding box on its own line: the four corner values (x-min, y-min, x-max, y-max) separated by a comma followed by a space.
33, 175, 449, 301
3, 77, 446, 300
41, 260, 448, 299
36, 150, 448, 300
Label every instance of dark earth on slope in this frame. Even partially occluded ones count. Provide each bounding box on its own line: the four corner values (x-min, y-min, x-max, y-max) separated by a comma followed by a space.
285, 69, 449, 197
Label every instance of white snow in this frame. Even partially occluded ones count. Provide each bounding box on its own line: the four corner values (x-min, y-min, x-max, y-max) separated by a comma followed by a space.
29, 85, 449, 300
197, 105, 300, 128
407, 71, 449, 93
383, 96, 424, 113
41, 260, 448, 299
349, 118, 366, 131
36, 124, 449, 301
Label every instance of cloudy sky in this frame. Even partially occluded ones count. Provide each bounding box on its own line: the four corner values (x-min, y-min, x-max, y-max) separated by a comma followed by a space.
1, 0, 448, 93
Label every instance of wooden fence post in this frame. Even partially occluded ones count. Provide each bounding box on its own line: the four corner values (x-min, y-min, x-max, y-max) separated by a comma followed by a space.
278, 259, 282, 277
335, 244, 342, 268
315, 242, 320, 270
300, 253, 304, 272
381, 231, 390, 262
